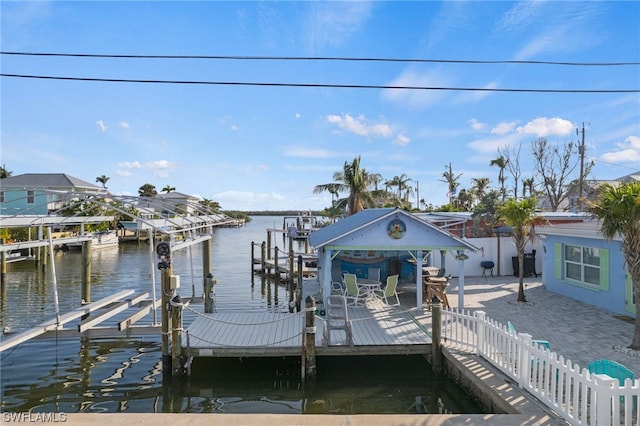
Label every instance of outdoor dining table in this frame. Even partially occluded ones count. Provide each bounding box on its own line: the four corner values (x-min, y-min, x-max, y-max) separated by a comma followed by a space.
356, 278, 383, 300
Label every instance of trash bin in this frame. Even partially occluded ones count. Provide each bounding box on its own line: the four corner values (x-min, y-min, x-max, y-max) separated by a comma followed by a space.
512, 252, 537, 277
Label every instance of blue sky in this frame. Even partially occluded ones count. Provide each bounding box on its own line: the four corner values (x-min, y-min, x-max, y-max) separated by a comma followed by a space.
2, 1, 639, 211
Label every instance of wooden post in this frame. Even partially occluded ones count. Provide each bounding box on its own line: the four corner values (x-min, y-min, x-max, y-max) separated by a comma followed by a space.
261, 241, 266, 275
204, 273, 215, 313
302, 295, 317, 381
202, 236, 211, 284
81, 239, 92, 305
431, 298, 442, 374
157, 242, 173, 375
289, 239, 294, 283
1, 242, 6, 287
267, 231, 272, 260
170, 294, 185, 377
274, 246, 279, 282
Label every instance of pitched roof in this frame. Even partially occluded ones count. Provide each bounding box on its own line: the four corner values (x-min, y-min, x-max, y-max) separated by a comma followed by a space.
309, 207, 477, 251
616, 171, 640, 182
0, 173, 101, 190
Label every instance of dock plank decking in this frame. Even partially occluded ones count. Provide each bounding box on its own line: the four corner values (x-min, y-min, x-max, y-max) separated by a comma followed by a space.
185, 300, 432, 359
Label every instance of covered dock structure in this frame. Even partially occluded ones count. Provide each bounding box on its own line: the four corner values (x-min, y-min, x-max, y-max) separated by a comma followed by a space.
308, 208, 478, 311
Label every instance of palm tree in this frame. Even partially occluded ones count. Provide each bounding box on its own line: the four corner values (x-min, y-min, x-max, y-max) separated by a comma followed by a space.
588, 182, 640, 349
522, 177, 535, 198
314, 156, 373, 216
490, 155, 508, 201
96, 175, 110, 188
499, 197, 538, 302
471, 177, 491, 205
162, 185, 176, 193
0, 165, 12, 178
440, 163, 462, 207
138, 183, 157, 197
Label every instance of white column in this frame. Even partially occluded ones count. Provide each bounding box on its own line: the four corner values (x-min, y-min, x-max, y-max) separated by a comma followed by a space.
416, 250, 423, 313
322, 249, 332, 305
458, 254, 465, 309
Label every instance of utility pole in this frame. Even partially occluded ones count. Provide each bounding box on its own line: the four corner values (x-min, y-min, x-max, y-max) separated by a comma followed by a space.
577, 123, 586, 211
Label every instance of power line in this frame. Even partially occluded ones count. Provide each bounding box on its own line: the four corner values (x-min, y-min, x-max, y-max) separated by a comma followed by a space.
1, 73, 638, 93
1, 51, 639, 66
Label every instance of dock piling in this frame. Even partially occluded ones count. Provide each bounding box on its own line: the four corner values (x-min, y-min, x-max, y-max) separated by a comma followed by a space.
170, 294, 186, 377
431, 297, 442, 374
302, 296, 317, 381
204, 273, 215, 313
81, 239, 92, 306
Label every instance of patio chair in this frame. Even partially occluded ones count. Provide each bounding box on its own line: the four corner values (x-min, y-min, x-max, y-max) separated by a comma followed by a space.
323, 295, 353, 346
343, 273, 366, 306
588, 359, 636, 407
367, 267, 381, 282
375, 274, 400, 306
587, 359, 635, 386
507, 321, 552, 350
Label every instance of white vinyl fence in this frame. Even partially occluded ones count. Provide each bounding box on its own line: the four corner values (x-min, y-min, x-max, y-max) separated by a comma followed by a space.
442, 308, 639, 426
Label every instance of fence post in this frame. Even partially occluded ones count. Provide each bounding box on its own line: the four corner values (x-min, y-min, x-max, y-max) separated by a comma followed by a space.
518, 333, 532, 388
593, 374, 616, 426
474, 311, 486, 357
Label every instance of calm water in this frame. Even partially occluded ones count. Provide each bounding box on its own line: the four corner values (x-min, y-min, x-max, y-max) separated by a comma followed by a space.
0, 216, 484, 415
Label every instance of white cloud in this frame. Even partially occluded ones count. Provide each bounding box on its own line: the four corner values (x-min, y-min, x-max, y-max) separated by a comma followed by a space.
492, 121, 518, 135
305, 2, 372, 50
96, 120, 107, 132
516, 117, 574, 137
468, 119, 487, 132
295, 113, 301, 119
120, 121, 130, 129
326, 114, 392, 138
468, 133, 521, 154
230, 125, 239, 131
283, 146, 336, 158
146, 160, 177, 178
382, 68, 450, 109
393, 134, 410, 146
601, 135, 640, 163
117, 161, 142, 169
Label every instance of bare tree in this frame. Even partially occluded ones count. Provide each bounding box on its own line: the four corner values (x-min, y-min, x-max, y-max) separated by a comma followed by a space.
499, 143, 522, 201
531, 137, 579, 211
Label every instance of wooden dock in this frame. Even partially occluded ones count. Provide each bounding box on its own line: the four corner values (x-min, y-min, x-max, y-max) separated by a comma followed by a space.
184, 300, 432, 359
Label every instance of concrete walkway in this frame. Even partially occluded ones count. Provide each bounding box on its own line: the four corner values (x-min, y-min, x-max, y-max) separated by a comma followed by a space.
408, 274, 640, 377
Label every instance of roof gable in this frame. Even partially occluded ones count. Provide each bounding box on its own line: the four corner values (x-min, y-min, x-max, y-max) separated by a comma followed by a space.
0, 173, 100, 190
310, 208, 477, 251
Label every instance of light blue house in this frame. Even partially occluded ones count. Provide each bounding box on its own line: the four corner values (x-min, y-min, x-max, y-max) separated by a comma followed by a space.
308, 208, 478, 311
0, 173, 106, 216
537, 221, 636, 318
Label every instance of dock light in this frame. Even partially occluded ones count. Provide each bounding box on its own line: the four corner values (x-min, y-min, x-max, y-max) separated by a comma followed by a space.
156, 242, 171, 269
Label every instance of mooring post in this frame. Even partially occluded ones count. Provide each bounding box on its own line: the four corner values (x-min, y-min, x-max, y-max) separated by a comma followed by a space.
156, 242, 173, 375
1, 239, 6, 287
202, 236, 211, 283
274, 246, 279, 281
288, 240, 294, 283
302, 295, 317, 381
170, 294, 185, 377
267, 231, 272, 260
431, 296, 442, 374
260, 241, 266, 274
204, 272, 215, 313
81, 239, 92, 305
